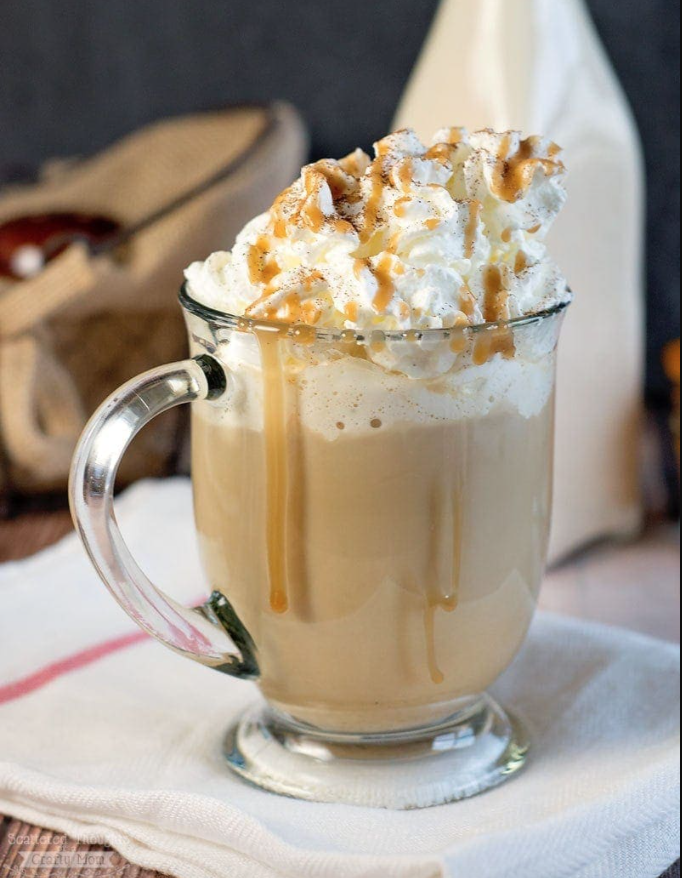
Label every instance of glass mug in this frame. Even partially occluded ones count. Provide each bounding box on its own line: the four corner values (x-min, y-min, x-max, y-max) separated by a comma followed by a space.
70, 282, 569, 809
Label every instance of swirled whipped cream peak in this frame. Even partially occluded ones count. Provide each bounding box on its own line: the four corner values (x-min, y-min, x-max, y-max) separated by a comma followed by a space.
186, 127, 570, 333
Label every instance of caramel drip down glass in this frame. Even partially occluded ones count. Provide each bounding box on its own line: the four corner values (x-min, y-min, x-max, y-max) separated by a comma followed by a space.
70, 282, 570, 809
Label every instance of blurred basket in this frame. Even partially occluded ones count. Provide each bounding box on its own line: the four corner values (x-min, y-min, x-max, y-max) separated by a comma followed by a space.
0, 103, 307, 514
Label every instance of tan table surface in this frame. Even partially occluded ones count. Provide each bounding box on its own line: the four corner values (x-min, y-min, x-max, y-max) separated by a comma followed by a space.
0, 509, 679, 877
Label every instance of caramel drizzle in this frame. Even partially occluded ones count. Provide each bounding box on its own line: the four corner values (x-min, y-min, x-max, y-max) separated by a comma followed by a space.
353, 258, 368, 279
256, 329, 291, 614
424, 129, 464, 170
474, 266, 516, 363
424, 218, 441, 231
372, 255, 395, 313
425, 143, 453, 166
387, 233, 401, 254
458, 283, 476, 319
449, 314, 470, 353
492, 134, 564, 203
302, 170, 326, 232
443, 127, 466, 146
344, 301, 359, 323
302, 269, 324, 291
515, 250, 529, 274
473, 327, 516, 365
361, 157, 386, 243
270, 162, 353, 241
424, 482, 464, 685
247, 235, 281, 286
268, 154, 367, 241
355, 255, 395, 313
338, 149, 368, 177
449, 333, 468, 354
283, 293, 323, 326
465, 201, 483, 258
245, 273, 323, 326
394, 197, 410, 218
314, 161, 353, 201
333, 218, 355, 234
370, 331, 387, 353
271, 189, 292, 239
396, 158, 414, 192
482, 265, 509, 323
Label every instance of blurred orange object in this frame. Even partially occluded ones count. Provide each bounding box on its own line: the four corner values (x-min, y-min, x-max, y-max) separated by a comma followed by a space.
664, 340, 680, 467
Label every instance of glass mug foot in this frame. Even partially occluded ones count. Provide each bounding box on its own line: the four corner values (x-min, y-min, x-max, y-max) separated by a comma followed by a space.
223, 695, 529, 809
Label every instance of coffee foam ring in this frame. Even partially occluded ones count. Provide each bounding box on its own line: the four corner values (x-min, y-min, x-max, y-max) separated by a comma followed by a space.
196, 336, 556, 440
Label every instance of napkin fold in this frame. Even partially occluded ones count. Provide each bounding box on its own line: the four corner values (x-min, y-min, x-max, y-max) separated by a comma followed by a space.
0, 479, 679, 878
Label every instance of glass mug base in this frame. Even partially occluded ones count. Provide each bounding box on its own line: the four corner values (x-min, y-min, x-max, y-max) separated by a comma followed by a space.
223, 694, 529, 809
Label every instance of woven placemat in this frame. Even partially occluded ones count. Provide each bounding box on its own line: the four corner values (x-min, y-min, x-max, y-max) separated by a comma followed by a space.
0, 815, 678, 877
0, 816, 163, 876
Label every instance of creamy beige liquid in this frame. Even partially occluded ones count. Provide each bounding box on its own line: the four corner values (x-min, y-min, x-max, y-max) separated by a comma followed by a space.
192, 349, 555, 733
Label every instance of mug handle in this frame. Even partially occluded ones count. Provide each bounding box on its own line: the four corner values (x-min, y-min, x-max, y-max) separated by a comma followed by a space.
69, 355, 259, 680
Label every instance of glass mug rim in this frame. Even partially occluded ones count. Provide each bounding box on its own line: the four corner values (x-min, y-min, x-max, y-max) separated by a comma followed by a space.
179, 280, 572, 341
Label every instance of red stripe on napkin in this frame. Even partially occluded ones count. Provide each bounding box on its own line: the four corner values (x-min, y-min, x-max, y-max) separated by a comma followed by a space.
0, 630, 148, 707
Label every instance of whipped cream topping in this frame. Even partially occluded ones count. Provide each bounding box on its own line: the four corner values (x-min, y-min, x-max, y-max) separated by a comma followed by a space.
186, 127, 569, 335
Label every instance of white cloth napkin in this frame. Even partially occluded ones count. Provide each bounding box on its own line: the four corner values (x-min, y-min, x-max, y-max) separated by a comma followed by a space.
0, 479, 679, 878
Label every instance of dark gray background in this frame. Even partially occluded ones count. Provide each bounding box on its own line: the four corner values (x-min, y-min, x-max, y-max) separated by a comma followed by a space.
0, 0, 679, 395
